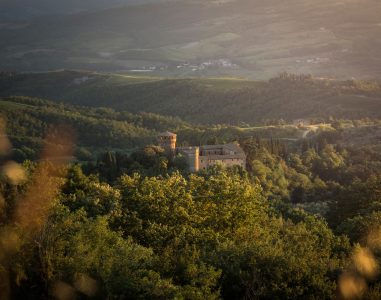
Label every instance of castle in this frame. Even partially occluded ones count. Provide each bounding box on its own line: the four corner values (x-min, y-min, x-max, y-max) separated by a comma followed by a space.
158, 132, 246, 172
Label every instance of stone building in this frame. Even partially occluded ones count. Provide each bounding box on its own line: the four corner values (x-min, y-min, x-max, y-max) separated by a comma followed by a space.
157, 131, 177, 154
158, 132, 246, 172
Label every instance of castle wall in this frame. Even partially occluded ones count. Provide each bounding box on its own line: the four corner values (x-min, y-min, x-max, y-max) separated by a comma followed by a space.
178, 147, 200, 172
160, 134, 247, 172
199, 157, 245, 170
188, 147, 199, 172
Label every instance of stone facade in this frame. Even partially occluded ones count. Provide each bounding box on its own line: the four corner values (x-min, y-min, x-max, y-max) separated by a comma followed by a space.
157, 131, 177, 154
158, 132, 246, 172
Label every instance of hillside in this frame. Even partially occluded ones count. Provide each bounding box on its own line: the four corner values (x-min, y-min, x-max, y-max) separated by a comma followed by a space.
0, 96, 189, 160
1, 71, 381, 124
3, 1, 381, 299
0, 0, 166, 21
2, 95, 352, 161
0, 0, 380, 78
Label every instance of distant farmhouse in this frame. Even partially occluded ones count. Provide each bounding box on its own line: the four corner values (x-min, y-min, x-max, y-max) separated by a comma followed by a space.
158, 132, 246, 172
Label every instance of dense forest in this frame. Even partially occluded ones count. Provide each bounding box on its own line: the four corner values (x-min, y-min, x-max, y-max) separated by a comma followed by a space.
0, 96, 291, 161
2, 0, 381, 298
1, 74, 381, 299
1, 71, 381, 124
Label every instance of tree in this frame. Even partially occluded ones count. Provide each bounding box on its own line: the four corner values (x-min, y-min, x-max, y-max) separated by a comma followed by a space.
41, 208, 180, 299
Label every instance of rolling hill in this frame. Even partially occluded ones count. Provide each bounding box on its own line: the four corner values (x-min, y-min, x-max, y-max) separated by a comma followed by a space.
0, 95, 320, 160
0, 0, 167, 21
0, 0, 380, 78
1, 70, 381, 124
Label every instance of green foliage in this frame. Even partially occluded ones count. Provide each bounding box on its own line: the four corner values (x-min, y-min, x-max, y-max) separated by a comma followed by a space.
337, 212, 381, 245
1, 160, 355, 299
43, 208, 179, 299
48, 170, 348, 299
1, 72, 381, 125
328, 176, 381, 227
2, 82, 381, 298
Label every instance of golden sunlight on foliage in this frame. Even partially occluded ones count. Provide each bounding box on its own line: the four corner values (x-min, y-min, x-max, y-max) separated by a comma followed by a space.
0, 228, 21, 258
0, 135, 11, 155
339, 242, 381, 298
2, 161, 26, 185
51, 281, 76, 300
0, 194, 5, 215
14, 127, 74, 232
367, 227, 381, 250
352, 247, 379, 279
0, 227, 22, 299
73, 273, 99, 297
0, 119, 11, 155
0, 124, 75, 300
338, 272, 367, 300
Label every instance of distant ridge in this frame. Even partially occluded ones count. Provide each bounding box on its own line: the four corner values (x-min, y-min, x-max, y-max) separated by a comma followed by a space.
0, 0, 380, 78
1, 70, 380, 124
0, 0, 168, 21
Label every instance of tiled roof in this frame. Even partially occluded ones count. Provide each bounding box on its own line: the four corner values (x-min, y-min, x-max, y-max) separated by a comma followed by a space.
200, 143, 245, 154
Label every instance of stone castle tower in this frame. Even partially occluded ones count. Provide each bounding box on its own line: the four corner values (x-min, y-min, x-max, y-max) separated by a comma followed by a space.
178, 146, 200, 172
157, 131, 177, 154
157, 132, 246, 172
